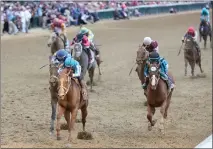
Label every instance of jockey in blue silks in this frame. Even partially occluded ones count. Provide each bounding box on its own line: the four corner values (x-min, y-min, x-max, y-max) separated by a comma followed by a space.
57, 56, 88, 100
200, 6, 211, 30
51, 49, 71, 65
142, 51, 173, 92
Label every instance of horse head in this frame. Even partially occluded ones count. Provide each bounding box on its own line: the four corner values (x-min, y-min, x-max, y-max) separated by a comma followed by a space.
72, 41, 83, 59
47, 32, 58, 47
148, 62, 161, 90
49, 63, 59, 87
57, 68, 72, 100
136, 45, 149, 64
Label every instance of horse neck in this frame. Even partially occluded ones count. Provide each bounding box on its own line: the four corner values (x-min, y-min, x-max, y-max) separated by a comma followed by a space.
66, 79, 80, 102
148, 79, 167, 97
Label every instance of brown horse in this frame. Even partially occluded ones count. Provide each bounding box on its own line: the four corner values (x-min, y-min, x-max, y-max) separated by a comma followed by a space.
146, 62, 175, 134
183, 36, 204, 77
47, 32, 66, 55
56, 68, 88, 143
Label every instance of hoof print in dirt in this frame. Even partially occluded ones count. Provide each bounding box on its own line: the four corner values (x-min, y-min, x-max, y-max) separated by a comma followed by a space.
60, 123, 68, 130
77, 131, 93, 140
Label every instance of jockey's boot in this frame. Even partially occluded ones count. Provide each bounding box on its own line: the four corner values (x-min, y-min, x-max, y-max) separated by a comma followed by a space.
79, 79, 88, 100
84, 48, 92, 63
90, 43, 102, 64
142, 77, 149, 96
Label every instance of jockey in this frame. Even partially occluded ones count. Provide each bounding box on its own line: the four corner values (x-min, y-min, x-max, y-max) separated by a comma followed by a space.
142, 51, 173, 92
58, 56, 88, 100
200, 6, 211, 29
78, 26, 100, 60
142, 37, 159, 53
182, 27, 201, 56
71, 33, 93, 63
51, 49, 71, 65
50, 18, 69, 49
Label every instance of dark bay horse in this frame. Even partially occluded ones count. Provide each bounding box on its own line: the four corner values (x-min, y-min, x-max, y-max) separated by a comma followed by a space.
47, 32, 66, 55
72, 41, 102, 91
199, 20, 212, 48
146, 62, 175, 134
183, 36, 204, 77
56, 68, 88, 144
49, 63, 60, 134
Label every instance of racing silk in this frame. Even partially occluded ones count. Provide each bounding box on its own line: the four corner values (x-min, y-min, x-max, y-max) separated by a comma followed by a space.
143, 40, 159, 53
144, 57, 169, 78
183, 31, 198, 42
79, 27, 94, 42
58, 15, 67, 22
51, 19, 66, 33
51, 50, 71, 65
200, 8, 210, 22
58, 58, 81, 78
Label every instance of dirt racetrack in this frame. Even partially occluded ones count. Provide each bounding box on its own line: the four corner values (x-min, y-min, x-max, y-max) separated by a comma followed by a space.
1, 11, 212, 148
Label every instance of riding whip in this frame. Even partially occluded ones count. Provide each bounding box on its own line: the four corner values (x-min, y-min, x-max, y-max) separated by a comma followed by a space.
177, 42, 184, 56
39, 64, 48, 69
129, 63, 137, 76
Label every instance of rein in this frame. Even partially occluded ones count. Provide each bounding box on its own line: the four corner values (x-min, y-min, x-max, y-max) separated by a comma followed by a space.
57, 70, 72, 97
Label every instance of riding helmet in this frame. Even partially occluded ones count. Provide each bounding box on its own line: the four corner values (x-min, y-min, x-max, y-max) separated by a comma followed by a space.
56, 49, 68, 61
149, 51, 160, 62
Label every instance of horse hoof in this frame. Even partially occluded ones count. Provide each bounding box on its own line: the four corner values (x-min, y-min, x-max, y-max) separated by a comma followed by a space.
57, 136, 62, 140
90, 89, 95, 93
75, 119, 82, 123
77, 131, 93, 140
49, 131, 54, 136
152, 119, 157, 126
65, 143, 72, 148
143, 101, 148, 106
196, 73, 206, 78
148, 124, 152, 131
71, 139, 77, 144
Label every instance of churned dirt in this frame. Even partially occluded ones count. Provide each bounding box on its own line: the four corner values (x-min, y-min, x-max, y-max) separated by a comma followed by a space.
1, 11, 212, 148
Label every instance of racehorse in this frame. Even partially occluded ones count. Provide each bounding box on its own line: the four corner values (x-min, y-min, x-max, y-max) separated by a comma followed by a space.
135, 45, 150, 106
146, 61, 175, 134
199, 20, 212, 48
183, 36, 204, 77
56, 68, 88, 144
47, 32, 67, 55
72, 40, 102, 91
49, 63, 59, 134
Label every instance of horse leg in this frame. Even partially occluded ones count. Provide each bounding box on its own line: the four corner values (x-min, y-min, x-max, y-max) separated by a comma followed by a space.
189, 61, 195, 77
147, 105, 157, 131
81, 104, 88, 132
64, 110, 71, 141
88, 67, 95, 91
184, 57, 188, 76
164, 90, 173, 119
204, 36, 207, 49
56, 104, 66, 140
159, 99, 167, 135
198, 58, 204, 74
69, 108, 78, 143
50, 98, 57, 135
